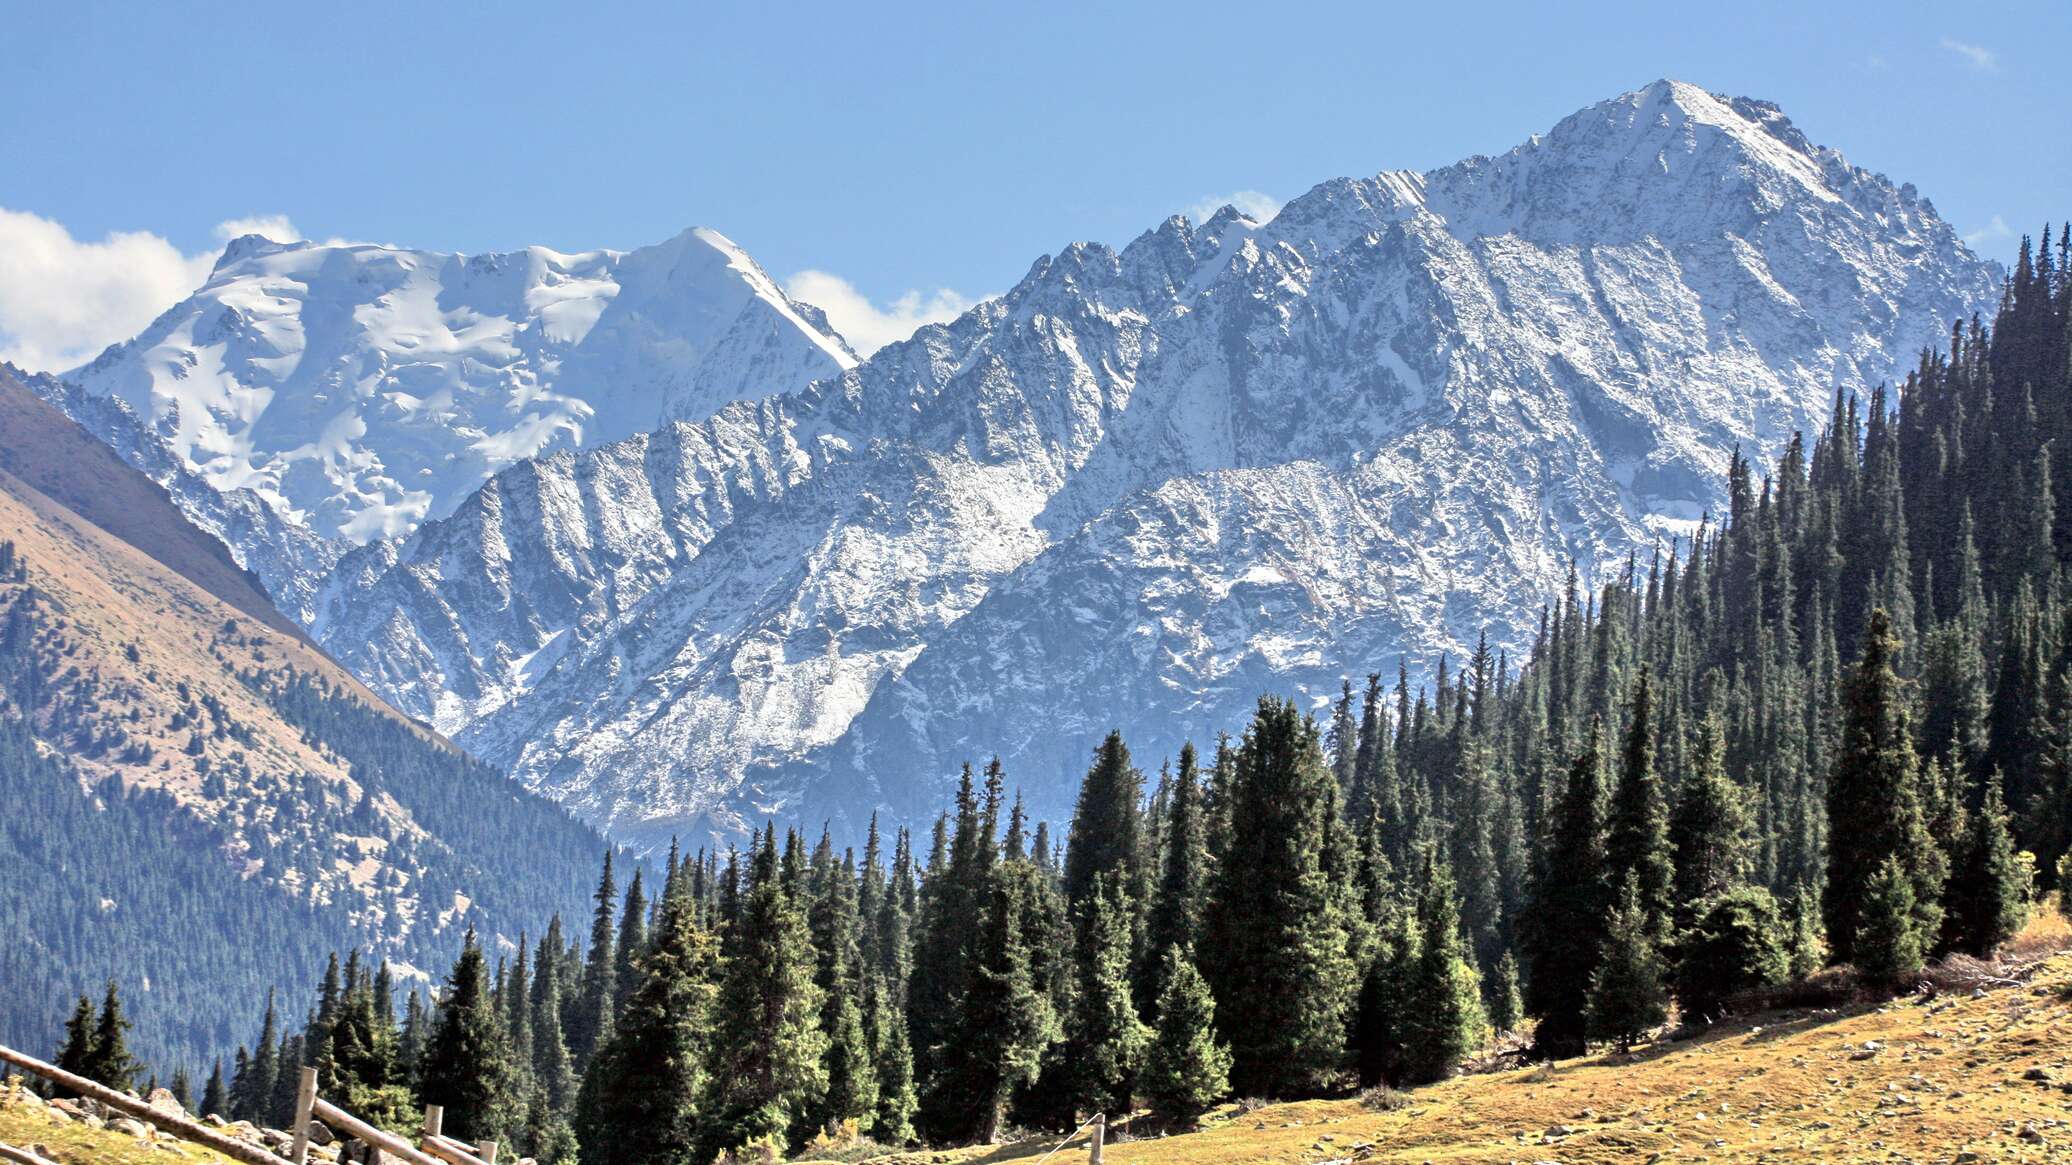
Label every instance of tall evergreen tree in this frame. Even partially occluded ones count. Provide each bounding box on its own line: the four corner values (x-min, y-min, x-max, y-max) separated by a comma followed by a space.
1606, 669, 1675, 938
930, 859, 1058, 1144
1393, 851, 1487, 1084
1200, 698, 1360, 1097
575, 875, 720, 1165
419, 930, 522, 1146
1524, 723, 1611, 1058
699, 829, 828, 1161
1944, 772, 2029, 956
1586, 877, 1670, 1054
1825, 609, 1943, 965
1066, 875, 1150, 1116
84, 981, 140, 1091
1145, 741, 1208, 1006
568, 852, 618, 1068
1141, 945, 1231, 1128
1669, 716, 1755, 922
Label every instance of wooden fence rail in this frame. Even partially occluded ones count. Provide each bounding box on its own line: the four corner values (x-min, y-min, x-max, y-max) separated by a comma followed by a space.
0, 1044, 498, 1165
0, 1042, 282, 1165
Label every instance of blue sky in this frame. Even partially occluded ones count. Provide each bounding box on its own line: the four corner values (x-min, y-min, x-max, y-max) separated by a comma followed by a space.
2, 0, 2065, 367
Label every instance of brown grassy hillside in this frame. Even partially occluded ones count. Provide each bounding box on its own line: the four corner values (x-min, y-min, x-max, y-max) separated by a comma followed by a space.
874, 921, 2072, 1165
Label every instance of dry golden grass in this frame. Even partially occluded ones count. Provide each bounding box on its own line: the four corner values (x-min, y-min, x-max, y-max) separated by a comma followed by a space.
0, 1082, 240, 1165
878, 917, 2072, 1165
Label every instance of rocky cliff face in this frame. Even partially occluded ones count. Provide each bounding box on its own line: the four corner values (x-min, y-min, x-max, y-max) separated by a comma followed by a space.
62, 227, 855, 546
100, 82, 2008, 843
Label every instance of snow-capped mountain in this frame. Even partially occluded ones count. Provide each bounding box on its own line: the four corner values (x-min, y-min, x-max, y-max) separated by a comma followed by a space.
285, 82, 1999, 842
66, 227, 855, 546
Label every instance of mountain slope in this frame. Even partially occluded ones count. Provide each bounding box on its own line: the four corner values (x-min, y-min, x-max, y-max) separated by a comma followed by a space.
879, 939, 2072, 1164
290, 82, 2004, 840
0, 370, 605, 1069
63, 227, 855, 546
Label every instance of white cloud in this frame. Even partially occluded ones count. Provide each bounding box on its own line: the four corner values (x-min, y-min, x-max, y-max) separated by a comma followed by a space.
1964, 214, 2014, 249
213, 214, 303, 244
1940, 37, 1997, 71
784, 270, 979, 357
0, 209, 304, 373
1181, 190, 1282, 225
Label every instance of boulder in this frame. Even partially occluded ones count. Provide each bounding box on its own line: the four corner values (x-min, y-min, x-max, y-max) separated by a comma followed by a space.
112, 1116, 152, 1138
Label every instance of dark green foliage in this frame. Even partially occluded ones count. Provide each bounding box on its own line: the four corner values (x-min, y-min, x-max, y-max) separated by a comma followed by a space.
1586, 878, 1670, 1053
1145, 741, 1208, 998
699, 830, 828, 1161
1524, 725, 1610, 1059
575, 881, 719, 1165
1141, 945, 1230, 1128
1486, 951, 1524, 1034
568, 852, 617, 1069
930, 859, 1058, 1145
1945, 773, 2030, 956
1606, 670, 1675, 938
1199, 698, 1361, 1098
1855, 857, 1926, 984
201, 1060, 227, 1120
1066, 875, 1149, 1115
1669, 717, 1755, 921
1826, 610, 1943, 965
84, 981, 141, 1092
418, 930, 523, 1146
1674, 887, 1789, 1022
1391, 852, 1486, 1084
52, 995, 96, 1095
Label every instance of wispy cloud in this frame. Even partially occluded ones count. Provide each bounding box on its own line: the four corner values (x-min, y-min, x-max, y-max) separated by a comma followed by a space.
784, 270, 981, 357
0, 209, 303, 373
1181, 190, 1282, 225
1964, 214, 2015, 249
1940, 37, 1998, 71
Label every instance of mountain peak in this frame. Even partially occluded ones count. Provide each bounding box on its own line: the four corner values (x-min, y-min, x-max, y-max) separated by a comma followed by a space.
211, 232, 311, 275
71, 227, 856, 544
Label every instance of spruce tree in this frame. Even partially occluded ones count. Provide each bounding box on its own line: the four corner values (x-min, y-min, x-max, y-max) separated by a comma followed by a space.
1524, 724, 1611, 1058
1199, 698, 1360, 1097
569, 852, 618, 1068
1066, 875, 1150, 1116
931, 861, 1057, 1144
1826, 609, 1942, 965
419, 929, 523, 1146
84, 981, 139, 1091
612, 868, 648, 1024
1855, 857, 1926, 984
1145, 741, 1208, 998
1945, 772, 2029, 956
1394, 851, 1487, 1084
1141, 945, 1231, 1128
1606, 668, 1674, 938
575, 878, 720, 1165
865, 973, 917, 1145
240, 990, 281, 1122
1674, 886, 1788, 1023
1669, 716, 1754, 921
201, 1060, 227, 1119
1586, 877, 1670, 1054
699, 829, 828, 1161
1487, 951, 1524, 1034
53, 995, 95, 1097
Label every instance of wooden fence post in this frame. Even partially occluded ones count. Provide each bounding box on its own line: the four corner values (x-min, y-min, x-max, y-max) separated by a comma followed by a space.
478, 1140, 498, 1164
423, 1105, 443, 1140
1088, 1111, 1104, 1164
289, 1066, 317, 1165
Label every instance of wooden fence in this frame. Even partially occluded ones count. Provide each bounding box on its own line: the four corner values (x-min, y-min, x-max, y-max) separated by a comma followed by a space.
0, 1045, 502, 1165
